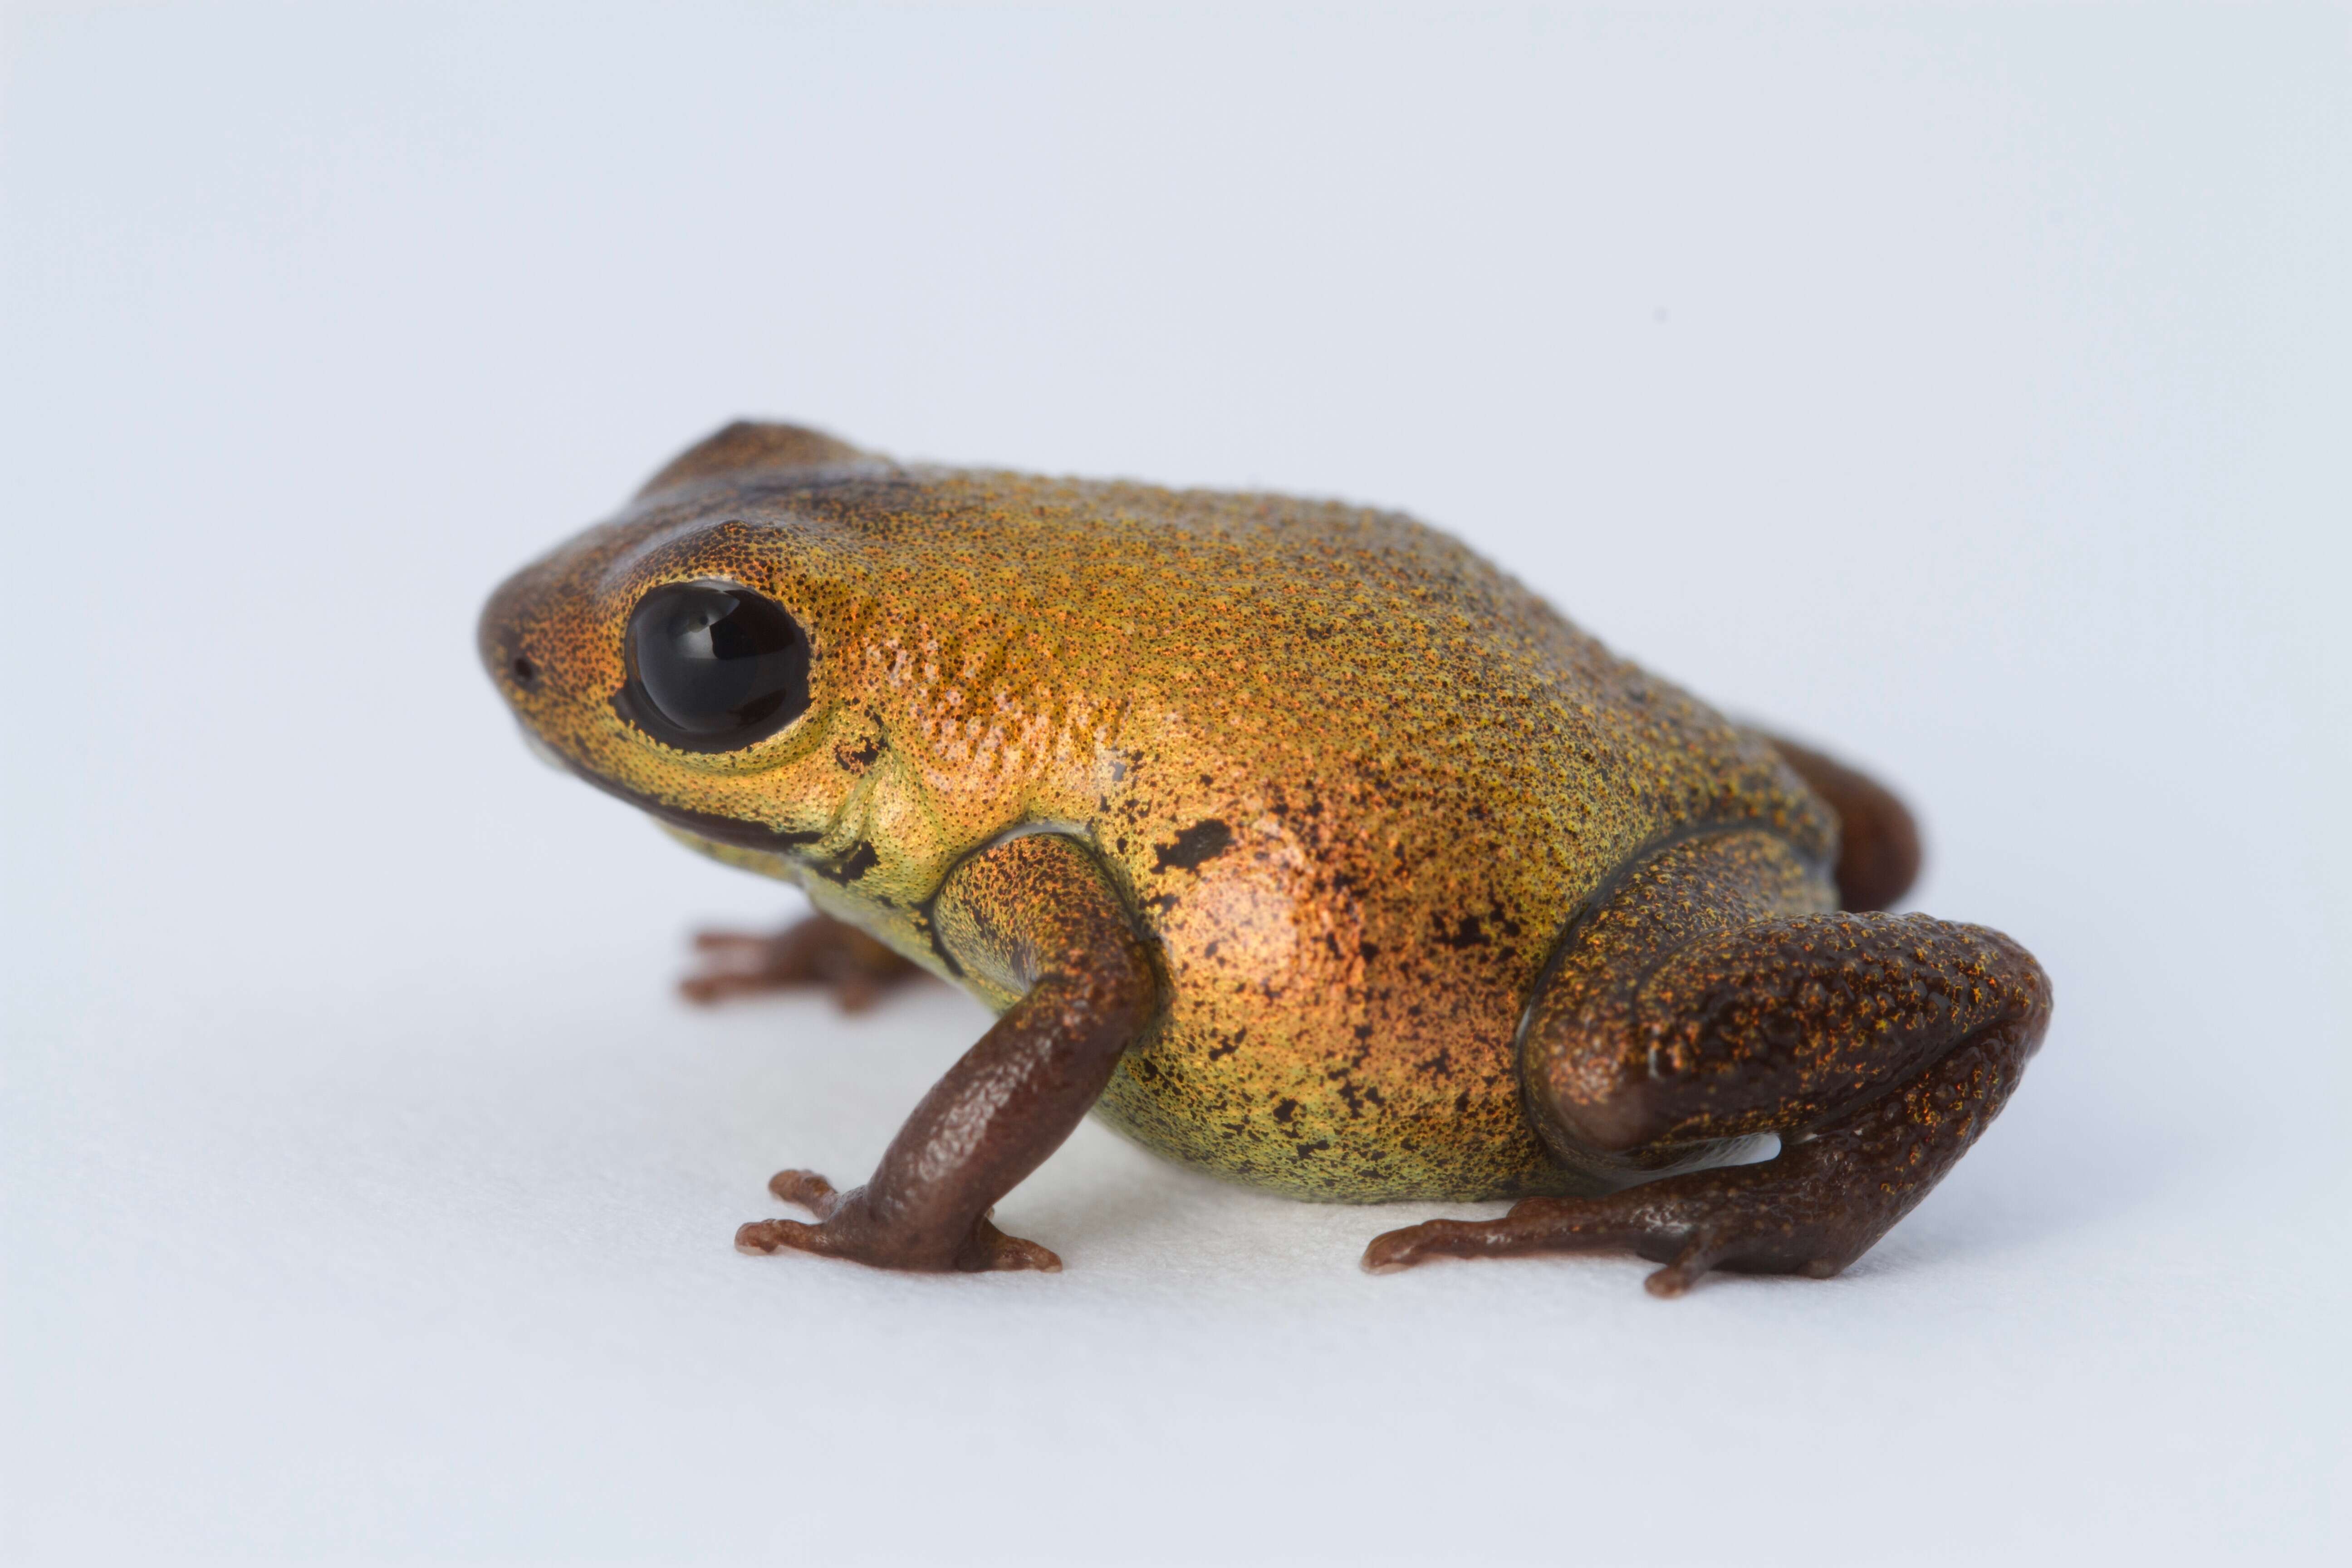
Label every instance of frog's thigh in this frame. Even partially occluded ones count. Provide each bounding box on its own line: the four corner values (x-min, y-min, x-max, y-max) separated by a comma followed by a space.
1366, 830, 2053, 1293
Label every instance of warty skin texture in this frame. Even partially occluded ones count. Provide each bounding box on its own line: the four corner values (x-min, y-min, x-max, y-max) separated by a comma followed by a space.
482, 423, 2048, 1289
482, 424, 1833, 1201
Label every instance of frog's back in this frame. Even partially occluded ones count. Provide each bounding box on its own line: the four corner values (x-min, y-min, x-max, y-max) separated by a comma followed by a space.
847, 465, 1828, 888
796, 465, 1835, 1199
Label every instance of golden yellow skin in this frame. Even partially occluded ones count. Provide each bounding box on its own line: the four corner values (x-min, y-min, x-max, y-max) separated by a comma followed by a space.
484, 424, 1836, 1202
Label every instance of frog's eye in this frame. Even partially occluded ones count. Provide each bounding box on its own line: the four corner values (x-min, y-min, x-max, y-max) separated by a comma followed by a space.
614, 580, 812, 752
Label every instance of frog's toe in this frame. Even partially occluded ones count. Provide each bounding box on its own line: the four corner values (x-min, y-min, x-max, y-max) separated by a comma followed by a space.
1362, 1196, 1652, 1276
960, 1215, 1063, 1274
735, 1217, 823, 1256
679, 912, 928, 1011
1639, 1240, 1844, 1297
1639, 1230, 1735, 1297
765, 1168, 847, 1217
678, 931, 772, 1003
735, 1168, 848, 1254
1360, 1215, 1546, 1273
1359, 1220, 1448, 1274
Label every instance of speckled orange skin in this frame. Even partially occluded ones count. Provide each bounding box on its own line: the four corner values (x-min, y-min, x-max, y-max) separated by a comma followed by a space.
480, 424, 1849, 1205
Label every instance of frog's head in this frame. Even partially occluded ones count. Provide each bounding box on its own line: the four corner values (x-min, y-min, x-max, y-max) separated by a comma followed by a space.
477, 421, 903, 879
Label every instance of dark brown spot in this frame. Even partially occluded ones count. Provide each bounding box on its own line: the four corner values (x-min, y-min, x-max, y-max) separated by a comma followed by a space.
1437, 914, 1489, 949
817, 841, 880, 883
1154, 819, 1234, 872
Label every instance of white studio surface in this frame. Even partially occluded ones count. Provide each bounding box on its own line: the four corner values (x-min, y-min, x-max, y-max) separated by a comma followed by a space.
3, 4, 2346, 1564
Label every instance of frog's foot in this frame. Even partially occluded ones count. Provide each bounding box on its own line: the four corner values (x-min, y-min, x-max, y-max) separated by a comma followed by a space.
1367, 1008, 2037, 1296
1362, 1159, 1859, 1298
679, 911, 929, 1011
735, 1168, 1062, 1274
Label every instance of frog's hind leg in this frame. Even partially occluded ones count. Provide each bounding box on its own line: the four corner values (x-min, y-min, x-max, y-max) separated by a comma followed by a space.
1363, 830, 2050, 1295
680, 910, 930, 1012
1363, 1022, 2039, 1294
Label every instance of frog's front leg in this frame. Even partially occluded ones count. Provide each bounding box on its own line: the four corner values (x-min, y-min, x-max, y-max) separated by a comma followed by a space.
680, 910, 929, 1011
735, 834, 1157, 1274
1365, 830, 2051, 1295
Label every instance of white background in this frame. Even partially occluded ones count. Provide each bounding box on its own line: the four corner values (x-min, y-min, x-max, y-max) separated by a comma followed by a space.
4, 4, 2347, 1563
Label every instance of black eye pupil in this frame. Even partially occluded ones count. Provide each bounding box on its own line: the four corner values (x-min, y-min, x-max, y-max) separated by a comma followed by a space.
616, 581, 811, 751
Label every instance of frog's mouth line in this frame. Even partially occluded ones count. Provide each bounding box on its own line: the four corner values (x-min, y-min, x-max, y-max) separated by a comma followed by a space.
524, 728, 824, 855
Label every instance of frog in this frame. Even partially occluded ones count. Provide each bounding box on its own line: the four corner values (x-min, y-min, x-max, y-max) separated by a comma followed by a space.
478, 421, 2052, 1295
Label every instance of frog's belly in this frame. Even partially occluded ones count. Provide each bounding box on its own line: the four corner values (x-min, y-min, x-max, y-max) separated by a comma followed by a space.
1090, 1012, 1588, 1204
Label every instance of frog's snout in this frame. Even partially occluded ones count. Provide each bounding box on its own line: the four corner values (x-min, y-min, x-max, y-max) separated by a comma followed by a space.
478, 561, 581, 777
480, 554, 632, 781
476, 561, 545, 702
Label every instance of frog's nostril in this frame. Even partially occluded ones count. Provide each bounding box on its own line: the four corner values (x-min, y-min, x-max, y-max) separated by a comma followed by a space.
510, 655, 540, 688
